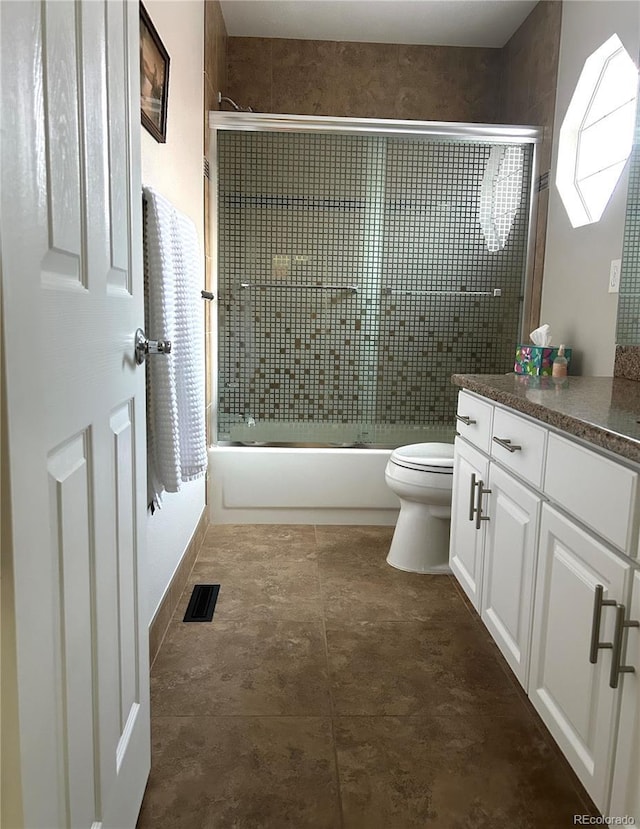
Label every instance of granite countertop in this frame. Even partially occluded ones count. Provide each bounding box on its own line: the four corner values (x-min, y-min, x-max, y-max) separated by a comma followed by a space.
452, 373, 640, 464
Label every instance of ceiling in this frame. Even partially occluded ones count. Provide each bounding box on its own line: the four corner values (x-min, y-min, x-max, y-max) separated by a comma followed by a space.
219, 0, 540, 49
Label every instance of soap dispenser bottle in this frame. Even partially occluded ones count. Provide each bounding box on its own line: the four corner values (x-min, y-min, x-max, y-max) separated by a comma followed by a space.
552, 344, 568, 378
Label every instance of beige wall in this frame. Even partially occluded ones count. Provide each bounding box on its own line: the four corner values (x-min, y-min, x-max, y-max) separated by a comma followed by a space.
205, 0, 227, 131
142, 0, 204, 249
226, 38, 503, 122
502, 1, 561, 170
541, 0, 640, 376
140, 0, 207, 624
502, 1, 562, 335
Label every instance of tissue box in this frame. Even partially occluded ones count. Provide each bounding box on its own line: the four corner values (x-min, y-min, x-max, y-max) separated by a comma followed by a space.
514, 345, 572, 376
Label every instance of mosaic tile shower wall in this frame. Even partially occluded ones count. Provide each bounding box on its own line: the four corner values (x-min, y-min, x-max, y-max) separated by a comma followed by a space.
217, 130, 532, 442
616, 96, 640, 346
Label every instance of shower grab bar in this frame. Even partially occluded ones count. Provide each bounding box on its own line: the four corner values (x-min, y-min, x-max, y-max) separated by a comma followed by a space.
382, 287, 502, 297
240, 282, 358, 294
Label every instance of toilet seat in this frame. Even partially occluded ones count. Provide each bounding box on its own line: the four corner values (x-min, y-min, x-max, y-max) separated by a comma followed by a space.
389, 442, 454, 474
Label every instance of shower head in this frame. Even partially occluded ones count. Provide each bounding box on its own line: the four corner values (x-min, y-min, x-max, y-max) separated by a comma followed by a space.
218, 92, 254, 113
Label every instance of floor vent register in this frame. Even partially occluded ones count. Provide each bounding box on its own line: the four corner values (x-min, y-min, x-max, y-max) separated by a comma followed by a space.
183, 584, 220, 622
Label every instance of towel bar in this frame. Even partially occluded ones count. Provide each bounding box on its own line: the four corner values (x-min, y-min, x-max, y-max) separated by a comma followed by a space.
240, 282, 358, 294
382, 287, 502, 297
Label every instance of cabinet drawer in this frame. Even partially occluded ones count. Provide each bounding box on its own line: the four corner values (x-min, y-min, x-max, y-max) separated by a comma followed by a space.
490, 407, 547, 488
544, 432, 638, 553
456, 391, 493, 453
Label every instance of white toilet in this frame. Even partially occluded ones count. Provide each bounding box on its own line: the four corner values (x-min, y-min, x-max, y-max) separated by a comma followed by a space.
384, 442, 455, 574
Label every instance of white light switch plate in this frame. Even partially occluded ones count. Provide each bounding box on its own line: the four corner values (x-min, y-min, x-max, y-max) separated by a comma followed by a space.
609, 259, 621, 293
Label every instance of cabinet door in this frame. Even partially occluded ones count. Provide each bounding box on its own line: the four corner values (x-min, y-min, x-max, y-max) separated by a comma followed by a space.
482, 464, 541, 688
529, 504, 631, 810
609, 570, 640, 821
449, 437, 489, 610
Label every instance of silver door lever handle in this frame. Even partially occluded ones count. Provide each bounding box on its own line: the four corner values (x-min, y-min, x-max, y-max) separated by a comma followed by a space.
135, 328, 172, 365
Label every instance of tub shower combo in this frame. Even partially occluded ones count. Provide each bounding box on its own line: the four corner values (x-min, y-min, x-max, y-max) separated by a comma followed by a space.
208, 113, 539, 535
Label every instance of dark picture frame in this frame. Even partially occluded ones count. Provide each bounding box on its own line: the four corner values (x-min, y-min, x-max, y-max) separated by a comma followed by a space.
140, 3, 170, 143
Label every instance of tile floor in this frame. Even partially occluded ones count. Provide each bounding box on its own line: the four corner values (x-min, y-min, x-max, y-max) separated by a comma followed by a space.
137, 525, 599, 828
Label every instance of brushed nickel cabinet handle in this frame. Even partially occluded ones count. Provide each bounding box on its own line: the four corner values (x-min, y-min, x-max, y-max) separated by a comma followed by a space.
474, 479, 492, 530
609, 603, 639, 689
492, 436, 522, 453
456, 414, 477, 426
468, 473, 478, 522
589, 584, 616, 664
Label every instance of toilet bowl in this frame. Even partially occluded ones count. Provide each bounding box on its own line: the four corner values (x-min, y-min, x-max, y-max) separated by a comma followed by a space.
384, 442, 455, 574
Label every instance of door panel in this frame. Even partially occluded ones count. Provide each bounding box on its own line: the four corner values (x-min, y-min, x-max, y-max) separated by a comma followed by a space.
42, 2, 83, 282
529, 505, 630, 810
449, 437, 489, 610
609, 570, 640, 821
105, 0, 131, 291
482, 464, 540, 687
47, 432, 97, 827
1, 1, 150, 826
111, 402, 139, 732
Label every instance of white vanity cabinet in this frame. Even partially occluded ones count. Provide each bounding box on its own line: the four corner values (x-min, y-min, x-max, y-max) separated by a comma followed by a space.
529, 504, 632, 807
450, 387, 640, 817
609, 570, 640, 820
450, 390, 542, 684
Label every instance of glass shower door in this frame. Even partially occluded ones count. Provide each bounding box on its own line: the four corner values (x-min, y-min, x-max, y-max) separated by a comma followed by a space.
217, 130, 387, 444
215, 125, 533, 446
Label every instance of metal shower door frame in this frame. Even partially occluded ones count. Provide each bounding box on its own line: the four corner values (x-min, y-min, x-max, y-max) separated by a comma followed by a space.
207, 111, 542, 442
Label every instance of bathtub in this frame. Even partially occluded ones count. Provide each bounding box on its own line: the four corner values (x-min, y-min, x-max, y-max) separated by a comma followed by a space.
208, 421, 456, 525
208, 445, 400, 525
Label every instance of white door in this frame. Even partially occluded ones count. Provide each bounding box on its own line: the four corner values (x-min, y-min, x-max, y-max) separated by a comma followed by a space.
481, 463, 540, 688
449, 436, 489, 610
1, 2, 150, 827
609, 569, 640, 821
529, 504, 630, 811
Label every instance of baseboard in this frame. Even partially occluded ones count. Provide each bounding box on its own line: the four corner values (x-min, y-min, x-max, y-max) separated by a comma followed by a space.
148, 507, 209, 666
210, 506, 399, 525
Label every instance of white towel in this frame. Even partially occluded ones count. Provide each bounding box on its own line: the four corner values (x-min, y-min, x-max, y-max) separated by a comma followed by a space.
173, 210, 208, 480
143, 186, 207, 504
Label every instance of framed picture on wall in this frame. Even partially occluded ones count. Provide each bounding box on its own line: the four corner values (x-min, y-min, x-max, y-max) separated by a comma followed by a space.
140, 3, 170, 143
